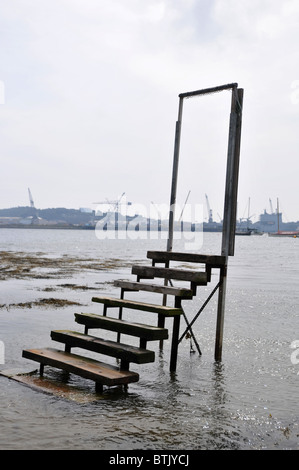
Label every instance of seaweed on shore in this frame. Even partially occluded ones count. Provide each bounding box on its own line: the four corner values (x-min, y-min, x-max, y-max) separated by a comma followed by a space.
0, 250, 134, 280
0, 251, 140, 310
0, 298, 83, 310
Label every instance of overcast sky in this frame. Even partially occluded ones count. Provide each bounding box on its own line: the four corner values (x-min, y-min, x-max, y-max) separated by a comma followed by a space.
0, 0, 298, 223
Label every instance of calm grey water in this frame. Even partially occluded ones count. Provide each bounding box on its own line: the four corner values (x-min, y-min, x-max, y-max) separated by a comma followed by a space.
0, 228, 298, 450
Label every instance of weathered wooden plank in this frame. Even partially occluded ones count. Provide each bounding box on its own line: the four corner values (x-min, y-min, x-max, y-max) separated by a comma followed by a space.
22, 348, 139, 386
74, 313, 169, 341
147, 251, 226, 267
50, 330, 155, 364
91, 296, 183, 316
114, 280, 193, 298
131, 265, 208, 284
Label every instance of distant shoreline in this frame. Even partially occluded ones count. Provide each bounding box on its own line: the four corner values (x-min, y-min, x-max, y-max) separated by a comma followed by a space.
0, 224, 95, 230
0, 224, 222, 232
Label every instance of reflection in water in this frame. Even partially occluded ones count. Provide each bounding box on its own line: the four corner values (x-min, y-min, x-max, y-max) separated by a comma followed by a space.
211, 361, 227, 406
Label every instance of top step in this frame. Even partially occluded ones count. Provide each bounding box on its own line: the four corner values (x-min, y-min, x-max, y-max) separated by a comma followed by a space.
147, 251, 226, 267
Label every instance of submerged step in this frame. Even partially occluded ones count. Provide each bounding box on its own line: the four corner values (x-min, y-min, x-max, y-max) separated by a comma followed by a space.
74, 313, 168, 341
22, 347, 139, 389
51, 330, 155, 365
91, 296, 183, 316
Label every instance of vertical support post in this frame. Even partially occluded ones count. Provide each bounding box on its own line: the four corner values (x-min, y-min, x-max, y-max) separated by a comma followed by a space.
221, 87, 243, 257
158, 312, 166, 350
164, 96, 184, 357
120, 360, 129, 371
214, 264, 227, 361
215, 87, 243, 361
117, 288, 124, 343
167, 97, 184, 253
95, 382, 103, 394
169, 297, 182, 372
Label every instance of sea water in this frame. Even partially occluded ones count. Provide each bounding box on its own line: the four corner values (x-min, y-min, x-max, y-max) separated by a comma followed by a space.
0, 228, 298, 450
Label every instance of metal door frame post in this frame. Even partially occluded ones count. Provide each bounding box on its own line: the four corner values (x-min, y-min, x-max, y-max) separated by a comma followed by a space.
215, 87, 243, 361
166, 83, 244, 363
167, 96, 184, 253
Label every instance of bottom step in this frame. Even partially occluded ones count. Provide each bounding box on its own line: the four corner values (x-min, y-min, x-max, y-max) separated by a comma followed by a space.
22, 348, 139, 392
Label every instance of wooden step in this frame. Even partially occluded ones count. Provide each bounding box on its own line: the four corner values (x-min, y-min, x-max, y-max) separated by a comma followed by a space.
147, 251, 226, 267
131, 265, 208, 285
22, 347, 139, 392
114, 280, 193, 298
51, 330, 155, 366
74, 313, 168, 342
91, 296, 183, 317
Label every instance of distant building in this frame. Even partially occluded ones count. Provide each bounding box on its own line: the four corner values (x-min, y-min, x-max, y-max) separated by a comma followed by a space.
80, 208, 94, 213
0, 217, 22, 225
257, 210, 282, 232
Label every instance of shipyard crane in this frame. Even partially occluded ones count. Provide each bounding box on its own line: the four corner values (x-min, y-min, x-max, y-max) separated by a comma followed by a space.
205, 194, 213, 223
27, 187, 39, 224
269, 198, 274, 214
151, 201, 162, 219
239, 198, 255, 226
28, 188, 35, 208
178, 190, 191, 222
93, 192, 132, 212
150, 201, 163, 231
93, 193, 136, 229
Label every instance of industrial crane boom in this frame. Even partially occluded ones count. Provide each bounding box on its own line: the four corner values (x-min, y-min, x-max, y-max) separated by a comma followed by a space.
205, 194, 213, 223
28, 188, 35, 208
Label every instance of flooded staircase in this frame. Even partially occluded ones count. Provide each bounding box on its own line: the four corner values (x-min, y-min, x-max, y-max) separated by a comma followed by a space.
22, 83, 243, 394
22, 250, 225, 393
